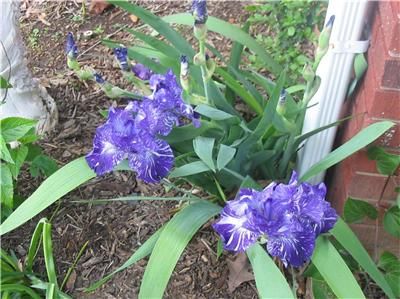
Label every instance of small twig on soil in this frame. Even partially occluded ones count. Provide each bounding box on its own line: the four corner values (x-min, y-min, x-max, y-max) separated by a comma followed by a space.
77, 24, 128, 58
200, 238, 216, 257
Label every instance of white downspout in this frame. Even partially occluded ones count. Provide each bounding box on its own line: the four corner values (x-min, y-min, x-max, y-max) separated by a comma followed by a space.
297, 0, 371, 184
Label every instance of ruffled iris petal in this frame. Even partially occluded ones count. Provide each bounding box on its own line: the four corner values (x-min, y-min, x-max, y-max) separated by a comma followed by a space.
132, 63, 153, 80
313, 202, 338, 235
85, 124, 126, 175
128, 137, 174, 183
135, 100, 178, 136
213, 191, 261, 252
266, 218, 316, 267
213, 213, 260, 252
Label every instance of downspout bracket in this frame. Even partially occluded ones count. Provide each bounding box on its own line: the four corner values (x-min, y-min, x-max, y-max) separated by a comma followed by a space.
331, 40, 370, 53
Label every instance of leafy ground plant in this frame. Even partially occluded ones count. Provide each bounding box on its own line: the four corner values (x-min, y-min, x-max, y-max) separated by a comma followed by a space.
245, 0, 327, 82
0, 117, 58, 221
342, 146, 400, 297
0, 1, 397, 298
0, 218, 86, 299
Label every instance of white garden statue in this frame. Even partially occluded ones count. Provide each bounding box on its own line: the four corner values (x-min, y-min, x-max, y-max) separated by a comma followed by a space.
0, 0, 58, 134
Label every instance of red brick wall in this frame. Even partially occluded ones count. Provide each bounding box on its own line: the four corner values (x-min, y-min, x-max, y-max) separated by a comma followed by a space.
328, 1, 400, 257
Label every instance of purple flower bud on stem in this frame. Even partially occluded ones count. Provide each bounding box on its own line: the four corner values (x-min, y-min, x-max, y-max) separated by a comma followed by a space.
114, 46, 129, 71
325, 15, 335, 29
191, 0, 208, 25
66, 32, 78, 58
180, 55, 189, 77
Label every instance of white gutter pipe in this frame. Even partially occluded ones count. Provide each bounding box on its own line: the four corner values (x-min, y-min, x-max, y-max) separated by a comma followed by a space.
297, 0, 371, 184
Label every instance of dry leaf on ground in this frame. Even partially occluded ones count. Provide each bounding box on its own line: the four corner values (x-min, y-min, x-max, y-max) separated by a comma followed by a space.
89, 0, 113, 15
227, 252, 254, 293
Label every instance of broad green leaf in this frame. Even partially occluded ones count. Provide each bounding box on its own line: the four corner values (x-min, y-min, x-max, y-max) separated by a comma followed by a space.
300, 121, 394, 182
169, 161, 210, 178
30, 155, 58, 178
239, 175, 261, 190
312, 236, 365, 299
378, 251, 400, 297
0, 75, 12, 88
43, 222, 58, 288
126, 28, 180, 59
164, 121, 215, 144
0, 164, 13, 209
26, 144, 43, 162
384, 206, 400, 238
0, 117, 37, 142
45, 283, 56, 299
311, 278, 336, 299
367, 146, 400, 176
379, 251, 400, 273
139, 201, 221, 298
163, 13, 281, 75
225, 22, 249, 103
109, 1, 195, 56
86, 228, 163, 292
246, 243, 294, 299
331, 218, 395, 298
0, 284, 42, 299
343, 197, 378, 223
127, 48, 169, 74
294, 115, 354, 148
0, 135, 14, 164
26, 218, 47, 271
206, 79, 240, 116
194, 104, 235, 121
8, 145, 28, 178
0, 157, 96, 235
215, 67, 263, 115
216, 144, 236, 171
206, 43, 264, 108
74, 195, 197, 204
347, 53, 368, 97
193, 136, 216, 171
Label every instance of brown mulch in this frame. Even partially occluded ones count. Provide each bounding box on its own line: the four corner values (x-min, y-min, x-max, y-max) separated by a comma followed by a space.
3, 1, 258, 298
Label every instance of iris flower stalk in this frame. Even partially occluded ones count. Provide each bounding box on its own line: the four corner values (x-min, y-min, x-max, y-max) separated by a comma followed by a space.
113, 46, 151, 95
191, 0, 213, 105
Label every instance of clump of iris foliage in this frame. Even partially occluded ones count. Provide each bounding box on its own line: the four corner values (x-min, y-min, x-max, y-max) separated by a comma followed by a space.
0, 0, 396, 298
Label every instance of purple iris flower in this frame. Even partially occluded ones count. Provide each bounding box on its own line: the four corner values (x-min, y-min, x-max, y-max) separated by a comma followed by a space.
86, 69, 200, 183
191, 0, 208, 24
66, 32, 78, 58
114, 47, 129, 71
143, 69, 200, 131
132, 63, 153, 80
213, 171, 338, 267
